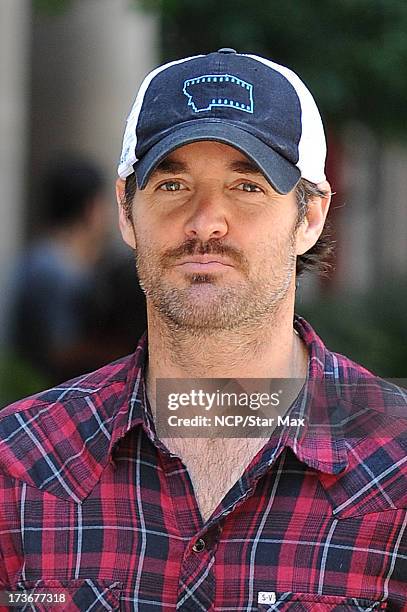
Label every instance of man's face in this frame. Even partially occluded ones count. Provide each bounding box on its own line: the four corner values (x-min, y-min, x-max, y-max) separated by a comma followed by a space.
121, 141, 302, 331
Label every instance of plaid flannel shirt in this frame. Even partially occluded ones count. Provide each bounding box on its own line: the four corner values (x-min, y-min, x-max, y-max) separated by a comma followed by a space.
0, 315, 406, 611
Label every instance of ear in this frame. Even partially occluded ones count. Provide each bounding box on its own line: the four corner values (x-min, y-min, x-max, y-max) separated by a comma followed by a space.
295, 180, 331, 256
116, 178, 136, 249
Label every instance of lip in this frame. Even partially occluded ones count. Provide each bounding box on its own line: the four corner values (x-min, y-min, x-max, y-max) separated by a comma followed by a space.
174, 257, 235, 272
175, 261, 234, 272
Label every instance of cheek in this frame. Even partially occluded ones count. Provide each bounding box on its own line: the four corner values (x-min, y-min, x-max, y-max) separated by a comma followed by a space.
132, 211, 154, 247
133, 221, 172, 261
247, 222, 297, 269
134, 208, 187, 249
249, 211, 296, 247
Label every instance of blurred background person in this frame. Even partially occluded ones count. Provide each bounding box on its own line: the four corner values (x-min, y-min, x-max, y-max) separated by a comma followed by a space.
2, 151, 147, 405
7, 154, 111, 385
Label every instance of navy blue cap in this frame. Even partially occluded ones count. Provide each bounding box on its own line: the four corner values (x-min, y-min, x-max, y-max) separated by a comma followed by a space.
118, 50, 326, 194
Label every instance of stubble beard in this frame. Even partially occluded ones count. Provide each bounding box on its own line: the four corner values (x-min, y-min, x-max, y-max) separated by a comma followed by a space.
134, 235, 297, 334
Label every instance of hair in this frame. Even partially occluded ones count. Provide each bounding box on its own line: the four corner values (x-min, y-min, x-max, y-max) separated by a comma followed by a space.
123, 172, 335, 278
41, 153, 106, 229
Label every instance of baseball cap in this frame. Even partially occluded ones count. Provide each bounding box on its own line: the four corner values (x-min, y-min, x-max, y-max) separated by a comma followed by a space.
118, 49, 326, 194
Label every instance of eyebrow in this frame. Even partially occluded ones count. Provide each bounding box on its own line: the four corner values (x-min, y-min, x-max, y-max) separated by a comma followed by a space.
228, 159, 264, 175
150, 159, 188, 177
150, 156, 264, 178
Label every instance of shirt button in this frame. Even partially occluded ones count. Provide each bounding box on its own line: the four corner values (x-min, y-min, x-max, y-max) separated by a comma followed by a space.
192, 538, 206, 553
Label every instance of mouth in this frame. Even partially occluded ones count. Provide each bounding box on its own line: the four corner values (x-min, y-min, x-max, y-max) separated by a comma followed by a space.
174, 257, 235, 272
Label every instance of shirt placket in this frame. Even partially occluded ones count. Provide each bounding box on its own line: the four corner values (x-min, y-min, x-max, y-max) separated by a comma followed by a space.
159, 436, 288, 611
142, 375, 293, 610
160, 450, 217, 611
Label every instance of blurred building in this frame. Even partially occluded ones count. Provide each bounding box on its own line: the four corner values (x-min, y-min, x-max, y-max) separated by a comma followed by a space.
0, 1, 30, 346
0, 0, 157, 346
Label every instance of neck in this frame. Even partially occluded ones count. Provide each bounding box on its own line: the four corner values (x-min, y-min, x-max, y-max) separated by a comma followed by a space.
145, 297, 309, 408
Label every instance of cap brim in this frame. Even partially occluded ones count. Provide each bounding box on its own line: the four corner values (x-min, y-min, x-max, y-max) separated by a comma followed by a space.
134, 121, 300, 194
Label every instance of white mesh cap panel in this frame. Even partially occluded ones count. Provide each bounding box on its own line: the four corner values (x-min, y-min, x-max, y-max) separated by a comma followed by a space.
118, 54, 204, 179
246, 54, 327, 184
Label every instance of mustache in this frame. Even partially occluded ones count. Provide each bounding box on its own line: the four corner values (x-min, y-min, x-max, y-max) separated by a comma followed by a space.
159, 238, 249, 271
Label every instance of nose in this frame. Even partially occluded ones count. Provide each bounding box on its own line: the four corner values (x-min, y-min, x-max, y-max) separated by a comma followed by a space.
183, 186, 229, 241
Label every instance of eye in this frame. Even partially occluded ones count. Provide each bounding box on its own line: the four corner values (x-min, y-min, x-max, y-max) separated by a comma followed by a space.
158, 181, 185, 192
236, 182, 263, 193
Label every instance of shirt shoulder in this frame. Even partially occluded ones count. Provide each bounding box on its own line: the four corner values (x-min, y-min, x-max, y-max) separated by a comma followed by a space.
0, 354, 136, 502
330, 348, 407, 419
318, 349, 407, 517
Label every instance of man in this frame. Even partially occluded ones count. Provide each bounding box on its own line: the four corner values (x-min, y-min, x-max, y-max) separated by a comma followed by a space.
0, 50, 406, 611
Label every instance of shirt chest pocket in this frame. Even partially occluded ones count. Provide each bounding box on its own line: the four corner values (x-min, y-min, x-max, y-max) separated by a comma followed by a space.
257, 592, 388, 611
14, 579, 122, 611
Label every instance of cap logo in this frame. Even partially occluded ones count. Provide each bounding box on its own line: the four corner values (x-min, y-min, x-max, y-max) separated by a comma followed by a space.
183, 74, 254, 114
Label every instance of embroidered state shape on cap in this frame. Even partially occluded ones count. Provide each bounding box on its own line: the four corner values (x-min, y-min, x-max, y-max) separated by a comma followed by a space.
118, 49, 327, 194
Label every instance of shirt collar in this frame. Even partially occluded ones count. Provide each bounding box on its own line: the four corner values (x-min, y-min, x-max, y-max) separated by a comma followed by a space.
108, 315, 350, 476
286, 314, 349, 474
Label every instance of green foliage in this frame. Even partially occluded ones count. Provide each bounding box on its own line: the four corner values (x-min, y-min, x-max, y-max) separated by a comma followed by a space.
0, 354, 50, 409
297, 279, 407, 377
33, 0, 73, 16
141, 0, 407, 136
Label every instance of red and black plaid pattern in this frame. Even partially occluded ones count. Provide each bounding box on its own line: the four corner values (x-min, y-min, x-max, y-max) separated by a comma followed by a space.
0, 315, 406, 611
